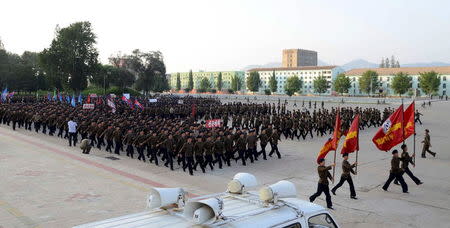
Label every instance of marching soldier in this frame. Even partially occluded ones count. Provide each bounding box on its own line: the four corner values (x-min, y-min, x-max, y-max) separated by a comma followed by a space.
309, 158, 335, 209
123, 130, 135, 158
269, 129, 281, 159
193, 137, 206, 173
180, 137, 195, 175
395, 144, 422, 185
382, 150, 408, 193
331, 153, 358, 199
258, 129, 269, 160
421, 129, 436, 158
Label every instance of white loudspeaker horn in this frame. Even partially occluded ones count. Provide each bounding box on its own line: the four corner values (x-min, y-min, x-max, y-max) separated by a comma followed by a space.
259, 180, 297, 203
227, 173, 258, 194
147, 187, 185, 209
183, 198, 223, 224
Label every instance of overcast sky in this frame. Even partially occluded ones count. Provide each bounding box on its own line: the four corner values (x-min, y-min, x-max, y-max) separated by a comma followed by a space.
1, 0, 449, 72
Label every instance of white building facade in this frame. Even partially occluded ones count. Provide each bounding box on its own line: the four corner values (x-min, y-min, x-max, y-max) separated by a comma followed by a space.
345, 66, 450, 96
245, 66, 344, 95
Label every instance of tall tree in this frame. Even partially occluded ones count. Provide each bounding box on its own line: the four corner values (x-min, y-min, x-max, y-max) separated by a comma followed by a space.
217, 72, 223, 91
391, 55, 396, 68
231, 75, 239, 92
333, 73, 351, 94
198, 77, 211, 92
284, 75, 302, 96
391, 72, 412, 96
269, 70, 278, 93
187, 70, 194, 91
313, 76, 328, 94
246, 71, 261, 93
176, 73, 181, 90
385, 57, 390, 68
396, 60, 400, 68
39, 21, 99, 92
359, 70, 379, 95
419, 71, 441, 96
379, 58, 385, 68
0, 37, 4, 50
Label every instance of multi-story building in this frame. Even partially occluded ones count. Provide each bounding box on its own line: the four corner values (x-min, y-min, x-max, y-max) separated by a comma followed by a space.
345, 66, 450, 96
245, 66, 344, 95
169, 71, 245, 91
282, 49, 318, 67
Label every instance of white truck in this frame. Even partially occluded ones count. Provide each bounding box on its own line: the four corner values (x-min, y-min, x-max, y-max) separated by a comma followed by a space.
74, 173, 339, 228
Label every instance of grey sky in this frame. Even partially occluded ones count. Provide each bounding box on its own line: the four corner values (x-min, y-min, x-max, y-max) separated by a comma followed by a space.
1, 0, 449, 72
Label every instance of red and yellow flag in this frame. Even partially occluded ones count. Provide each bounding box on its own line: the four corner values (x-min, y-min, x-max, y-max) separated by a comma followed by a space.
331, 109, 342, 150
341, 114, 359, 154
403, 101, 415, 140
372, 104, 404, 151
317, 138, 333, 163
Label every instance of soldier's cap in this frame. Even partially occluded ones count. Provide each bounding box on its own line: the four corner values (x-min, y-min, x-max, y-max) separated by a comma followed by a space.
318, 158, 325, 164
342, 153, 349, 157
392, 149, 399, 154
425, 129, 429, 132
401, 144, 407, 149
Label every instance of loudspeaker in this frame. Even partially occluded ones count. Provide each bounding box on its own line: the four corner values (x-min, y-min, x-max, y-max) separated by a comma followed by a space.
183, 198, 223, 224
259, 180, 297, 203
227, 173, 258, 194
147, 187, 185, 209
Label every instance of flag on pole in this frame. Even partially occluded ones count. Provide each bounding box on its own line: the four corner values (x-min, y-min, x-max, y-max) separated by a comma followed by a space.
87, 95, 91, 104
331, 109, 342, 150
372, 105, 404, 151
121, 95, 133, 109
403, 101, 415, 140
2, 88, 8, 101
341, 114, 360, 154
53, 90, 56, 101
96, 96, 103, 105
47, 93, 51, 101
71, 96, 76, 107
78, 94, 82, 104
107, 98, 116, 113
317, 138, 334, 163
134, 99, 144, 110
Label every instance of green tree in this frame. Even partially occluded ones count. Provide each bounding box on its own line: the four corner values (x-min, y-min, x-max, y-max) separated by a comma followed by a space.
313, 76, 328, 94
284, 75, 302, 96
385, 57, 390, 68
359, 70, 379, 95
419, 71, 440, 96
187, 70, 194, 91
217, 72, 223, 91
246, 71, 261, 92
231, 75, 238, 92
391, 72, 412, 96
269, 70, 278, 93
199, 77, 211, 92
176, 73, 181, 90
333, 73, 351, 94
379, 57, 385, 68
39, 21, 99, 92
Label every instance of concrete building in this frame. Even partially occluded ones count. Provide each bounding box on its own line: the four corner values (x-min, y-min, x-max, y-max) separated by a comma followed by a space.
282, 49, 318, 67
169, 71, 245, 91
345, 66, 450, 96
245, 66, 344, 95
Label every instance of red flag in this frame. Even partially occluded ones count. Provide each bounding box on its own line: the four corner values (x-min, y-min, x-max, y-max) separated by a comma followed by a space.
134, 99, 144, 110
341, 114, 359, 154
317, 138, 333, 163
87, 95, 91, 104
331, 109, 342, 150
96, 97, 103, 105
191, 104, 197, 118
372, 105, 404, 151
403, 102, 415, 140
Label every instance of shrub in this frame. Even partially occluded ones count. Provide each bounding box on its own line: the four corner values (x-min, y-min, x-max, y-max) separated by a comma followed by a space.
264, 89, 271, 95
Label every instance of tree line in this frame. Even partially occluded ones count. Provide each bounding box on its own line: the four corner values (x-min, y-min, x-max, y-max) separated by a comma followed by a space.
0, 22, 169, 95
175, 70, 243, 93
243, 70, 443, 97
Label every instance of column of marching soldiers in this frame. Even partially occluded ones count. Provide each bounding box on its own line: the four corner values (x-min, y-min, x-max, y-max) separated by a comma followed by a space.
0, 95, 394, 176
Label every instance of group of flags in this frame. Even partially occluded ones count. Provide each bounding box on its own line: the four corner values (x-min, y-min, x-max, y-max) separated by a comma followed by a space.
317, 101, 416, 163
1, 88, 15, 102
46, 91, 82, 107
121, 95, 144, 110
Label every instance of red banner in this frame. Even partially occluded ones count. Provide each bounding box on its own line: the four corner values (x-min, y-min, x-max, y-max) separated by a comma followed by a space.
403, 101, 415, 140
206, 119, 221, 128
372, 105, 404, 151
341, 114, 359, 154
317, 138, 333, 163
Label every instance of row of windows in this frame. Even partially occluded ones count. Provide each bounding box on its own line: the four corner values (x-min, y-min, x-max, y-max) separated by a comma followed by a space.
257, 71, 332, 76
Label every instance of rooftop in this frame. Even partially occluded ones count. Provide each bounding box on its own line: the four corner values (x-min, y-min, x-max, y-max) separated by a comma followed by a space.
247, 66, 338, 72
345, 66, 450, 76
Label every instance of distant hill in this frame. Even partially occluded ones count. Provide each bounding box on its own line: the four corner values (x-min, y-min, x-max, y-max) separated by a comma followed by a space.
401, 62, 450, 68
341, 59, 378, 71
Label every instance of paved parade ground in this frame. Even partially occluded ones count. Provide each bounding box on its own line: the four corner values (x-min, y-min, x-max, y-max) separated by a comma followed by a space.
1, 98, 449, 228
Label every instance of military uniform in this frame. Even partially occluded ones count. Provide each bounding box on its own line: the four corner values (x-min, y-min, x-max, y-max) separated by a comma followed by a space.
331, 160, 357, 198
309, 165, 333, 208
382, 155, 408, 193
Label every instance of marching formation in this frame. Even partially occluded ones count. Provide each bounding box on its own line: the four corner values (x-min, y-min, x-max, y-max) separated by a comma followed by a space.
1, 94, 389, 177
310, 101, 434, 209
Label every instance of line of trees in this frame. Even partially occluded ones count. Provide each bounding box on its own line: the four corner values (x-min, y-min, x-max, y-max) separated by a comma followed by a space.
0, 21, 169, 95
380, 55, 400, 68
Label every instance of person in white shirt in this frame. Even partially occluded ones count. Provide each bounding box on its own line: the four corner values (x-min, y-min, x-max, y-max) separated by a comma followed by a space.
67, 118, 78, 147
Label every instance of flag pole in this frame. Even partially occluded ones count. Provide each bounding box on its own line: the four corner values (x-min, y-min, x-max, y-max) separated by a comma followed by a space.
355, 150, 359, 173
332, 149, 336, 183
401, 98, 405, 145
413, 100, 416, 166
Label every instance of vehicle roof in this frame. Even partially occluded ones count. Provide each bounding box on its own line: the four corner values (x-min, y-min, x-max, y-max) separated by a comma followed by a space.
74, 192, 327, 228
